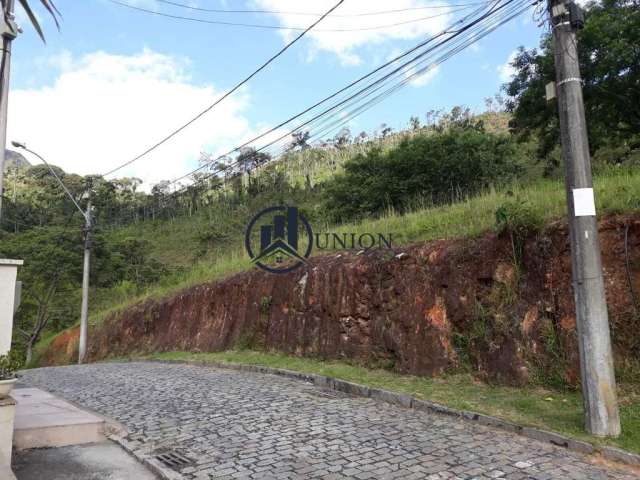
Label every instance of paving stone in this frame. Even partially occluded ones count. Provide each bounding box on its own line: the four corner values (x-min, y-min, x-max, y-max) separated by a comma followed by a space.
19, 362, 638, 480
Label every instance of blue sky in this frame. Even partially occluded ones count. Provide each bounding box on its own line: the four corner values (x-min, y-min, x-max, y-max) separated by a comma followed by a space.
7, 0, 544, 188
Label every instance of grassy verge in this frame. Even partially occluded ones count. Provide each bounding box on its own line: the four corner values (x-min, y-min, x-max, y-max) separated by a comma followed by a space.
131, 350, 640, 454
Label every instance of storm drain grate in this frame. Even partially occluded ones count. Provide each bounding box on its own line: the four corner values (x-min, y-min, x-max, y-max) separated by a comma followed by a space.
154, 450, 193, 470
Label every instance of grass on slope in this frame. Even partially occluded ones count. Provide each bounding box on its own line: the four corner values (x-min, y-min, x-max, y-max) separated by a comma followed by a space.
344, 169, 640, 245
89, 169, 640, 325
136, 350, 640, 455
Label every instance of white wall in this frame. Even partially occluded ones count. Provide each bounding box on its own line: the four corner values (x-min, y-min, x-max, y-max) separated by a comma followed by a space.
0, 260, 22, 356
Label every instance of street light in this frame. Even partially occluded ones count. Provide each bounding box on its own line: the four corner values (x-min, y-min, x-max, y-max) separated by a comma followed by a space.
11, 141, 93, 365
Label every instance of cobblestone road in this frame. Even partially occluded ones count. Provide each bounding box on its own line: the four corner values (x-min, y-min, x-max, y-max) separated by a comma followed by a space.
20, 362, 637, 480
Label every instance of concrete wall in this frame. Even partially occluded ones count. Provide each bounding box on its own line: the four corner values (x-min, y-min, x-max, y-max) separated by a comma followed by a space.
0, 259, 21, 477
0, 259, 22, 356
0, 397, 15, 466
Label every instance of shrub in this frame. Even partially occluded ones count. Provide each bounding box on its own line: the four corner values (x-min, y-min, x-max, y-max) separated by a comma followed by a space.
323, 126, 526, 222
495, 198, 543, 267
0, 355, 20, 380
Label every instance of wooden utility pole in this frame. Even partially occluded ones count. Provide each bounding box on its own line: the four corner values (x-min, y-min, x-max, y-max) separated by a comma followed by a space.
0, 0, 16, 221
78, 188, 92, 364
548, 0, 620, 436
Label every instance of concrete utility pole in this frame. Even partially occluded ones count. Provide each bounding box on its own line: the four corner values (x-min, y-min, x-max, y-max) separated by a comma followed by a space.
78, 186, 92, 364
0, 0, 17, 221
548, 0, 620, 436
11, 165, 16, 232
10, 142, 95, 365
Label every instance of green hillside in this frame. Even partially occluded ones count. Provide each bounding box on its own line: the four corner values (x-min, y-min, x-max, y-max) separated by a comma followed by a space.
3, 0, 639, 461
1, 106, 639, 367
3, 0, 640, 366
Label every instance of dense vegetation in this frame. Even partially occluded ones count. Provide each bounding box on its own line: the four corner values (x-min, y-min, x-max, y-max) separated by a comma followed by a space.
0, 0, 638, 369
505, 0, 639, 172
324, 115, 531, 222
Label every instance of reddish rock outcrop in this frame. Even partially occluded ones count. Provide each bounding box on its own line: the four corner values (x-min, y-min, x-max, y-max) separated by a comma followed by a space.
40, 214, 640, 386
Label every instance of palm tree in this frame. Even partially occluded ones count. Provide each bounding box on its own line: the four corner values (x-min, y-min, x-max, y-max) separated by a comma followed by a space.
2, 0, 60, 42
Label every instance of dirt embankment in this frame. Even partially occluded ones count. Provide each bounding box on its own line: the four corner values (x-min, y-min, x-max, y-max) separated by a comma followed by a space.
41, 214, 640, 386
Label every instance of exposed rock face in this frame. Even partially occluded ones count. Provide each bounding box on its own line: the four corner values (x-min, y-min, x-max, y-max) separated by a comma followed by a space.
3, 149, 30, 171
41, 214, 640, 386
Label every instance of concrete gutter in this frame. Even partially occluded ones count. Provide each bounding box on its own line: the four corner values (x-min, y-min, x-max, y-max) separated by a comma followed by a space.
140, 358, 640, 468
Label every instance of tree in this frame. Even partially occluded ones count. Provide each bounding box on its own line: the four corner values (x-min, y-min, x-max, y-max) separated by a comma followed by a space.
186, 173, 210, 216
504, 0, 640, 168
380, 124, 393, 139
236, 147, 270, 173
91, 177, 117, 224
151, 180, 171, 220
410, 116, 421, 131
198, 151, 225, 175
333, 127, 351, 149
0, 226, 83, 364
287, 130, 311, 152
354, 131, 368, 144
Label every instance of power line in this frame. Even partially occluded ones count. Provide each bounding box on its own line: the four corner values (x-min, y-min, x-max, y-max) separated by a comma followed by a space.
234, 0, 534, 180
107, 0, 313, 30
97, 0, 526, 236
101, 0, 344, 178
168, 0, 533, 191
88, 0, 524, 232
154, 0, 487, 16
317, 0, 533, 142
245, 0, 532, 171
108, 0, 474, 32
298, 1, 535, 148
165, 2, 494, 186
169, 0, 515, 185
290, 0, 532, 139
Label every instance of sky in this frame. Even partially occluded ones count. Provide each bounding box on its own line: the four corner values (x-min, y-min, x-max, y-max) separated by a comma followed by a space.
6, 0, 546, 189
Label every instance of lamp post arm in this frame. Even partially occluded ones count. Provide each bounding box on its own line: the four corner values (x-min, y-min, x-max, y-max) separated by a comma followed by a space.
20, 146, 88, 220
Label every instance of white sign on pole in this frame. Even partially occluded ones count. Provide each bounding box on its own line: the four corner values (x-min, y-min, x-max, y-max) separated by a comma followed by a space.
573, 188, 596, 217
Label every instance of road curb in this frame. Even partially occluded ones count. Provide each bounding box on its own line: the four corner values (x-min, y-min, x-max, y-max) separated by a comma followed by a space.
141, 358, 640, 467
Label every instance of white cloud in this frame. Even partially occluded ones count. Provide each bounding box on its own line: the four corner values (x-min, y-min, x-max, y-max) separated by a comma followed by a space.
406, 63, 439, 87
497, 50, 518, 82
7, 49, 254, 188
45, 51, 74, 71
252, 0, 455, 66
